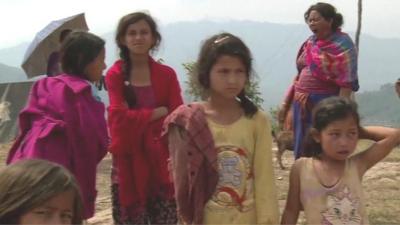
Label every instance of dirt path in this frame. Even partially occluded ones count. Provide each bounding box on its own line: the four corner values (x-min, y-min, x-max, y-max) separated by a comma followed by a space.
1, 142, 399, 224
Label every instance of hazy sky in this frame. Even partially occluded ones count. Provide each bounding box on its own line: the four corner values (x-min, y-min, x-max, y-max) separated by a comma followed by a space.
0, 0, 399, 48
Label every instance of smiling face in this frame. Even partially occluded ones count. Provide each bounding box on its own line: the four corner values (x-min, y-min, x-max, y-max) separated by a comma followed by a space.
313, 115, 359, 161
19, 190, 75, 225
209, 55, 247, 100
121, 19, 155, 55
307, 10, 333, 40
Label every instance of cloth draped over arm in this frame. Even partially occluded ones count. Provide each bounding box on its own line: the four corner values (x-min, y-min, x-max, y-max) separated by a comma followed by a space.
162, 104, 218, 224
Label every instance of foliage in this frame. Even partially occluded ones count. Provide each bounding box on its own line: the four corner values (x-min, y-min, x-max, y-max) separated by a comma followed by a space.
183, 61, 264, 108
183, 62, 205, 101
268, 105, 280, 134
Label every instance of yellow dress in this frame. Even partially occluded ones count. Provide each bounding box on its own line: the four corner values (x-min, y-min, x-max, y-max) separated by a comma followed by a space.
203, 110, 279, 225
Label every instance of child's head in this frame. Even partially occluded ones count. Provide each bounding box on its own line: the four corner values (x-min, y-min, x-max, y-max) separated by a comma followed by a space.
115, 12, 161, 108
197, 32, 257, 116
116, 12, 161, 58
59, 29, 72, 43
302, 96, 361, 159
0, 159, 83, 225
60, 31, 106, 81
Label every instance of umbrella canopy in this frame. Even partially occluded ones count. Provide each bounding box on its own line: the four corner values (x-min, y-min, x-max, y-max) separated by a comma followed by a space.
21, 13, 89, 78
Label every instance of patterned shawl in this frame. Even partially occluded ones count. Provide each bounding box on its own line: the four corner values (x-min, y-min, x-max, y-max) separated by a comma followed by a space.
305, 30, 359, 91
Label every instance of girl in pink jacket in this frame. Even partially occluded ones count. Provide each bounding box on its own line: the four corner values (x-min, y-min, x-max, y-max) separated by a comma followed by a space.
7, 31, 109, 219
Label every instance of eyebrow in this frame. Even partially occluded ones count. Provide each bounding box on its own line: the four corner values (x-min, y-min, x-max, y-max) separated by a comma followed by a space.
37, 206, 73, 212
327, 127, 358, 132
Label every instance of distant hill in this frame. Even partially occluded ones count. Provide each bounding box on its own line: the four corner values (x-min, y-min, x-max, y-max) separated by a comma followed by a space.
1, 20, 400, 107
0, 63, 26, 83
0, 42, 28, 70
356, 83, 400, 126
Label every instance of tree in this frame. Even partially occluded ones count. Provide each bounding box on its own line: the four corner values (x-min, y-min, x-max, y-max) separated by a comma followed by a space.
183, 61, 264, 108
268, 105, 280, 135
355, 0, 362, 51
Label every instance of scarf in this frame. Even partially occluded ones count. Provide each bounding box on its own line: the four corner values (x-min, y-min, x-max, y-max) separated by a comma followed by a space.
305, 30, 359, 91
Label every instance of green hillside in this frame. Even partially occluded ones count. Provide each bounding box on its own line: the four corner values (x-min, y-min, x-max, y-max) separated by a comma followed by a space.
356, 83, 400, 126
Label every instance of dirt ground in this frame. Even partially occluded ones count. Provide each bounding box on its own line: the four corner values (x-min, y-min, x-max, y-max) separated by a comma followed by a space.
1, 140, 399, 224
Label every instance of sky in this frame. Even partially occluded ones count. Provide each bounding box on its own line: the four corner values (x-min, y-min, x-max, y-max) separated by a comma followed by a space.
0, 0, 399, 49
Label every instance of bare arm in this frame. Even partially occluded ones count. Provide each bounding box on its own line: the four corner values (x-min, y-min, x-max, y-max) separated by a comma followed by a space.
281, 160, 302, 225
356, 126, 400, 175
339, 87, 353, 98
150, 106, 168, 121
278, 77, 297, 127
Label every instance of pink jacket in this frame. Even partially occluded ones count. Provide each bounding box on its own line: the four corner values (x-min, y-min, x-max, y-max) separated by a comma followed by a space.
7, 74, 108, 219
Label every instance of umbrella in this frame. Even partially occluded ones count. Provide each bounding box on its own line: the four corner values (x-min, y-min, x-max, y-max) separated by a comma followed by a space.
21, 13, 89, 78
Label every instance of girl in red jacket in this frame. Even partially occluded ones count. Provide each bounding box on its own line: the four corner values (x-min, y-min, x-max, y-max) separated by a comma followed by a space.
105, 12, 183, 225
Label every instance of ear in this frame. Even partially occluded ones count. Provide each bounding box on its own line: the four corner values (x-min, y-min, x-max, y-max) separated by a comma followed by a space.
118, 36, 126, 46
150, 36, 156, 49
310, 128, 321, 143
328, 18, 334, 29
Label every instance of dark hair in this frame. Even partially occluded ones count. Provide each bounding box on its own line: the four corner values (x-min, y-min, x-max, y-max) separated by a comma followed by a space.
60, 31, 105, 80
304, 2, 344, 31
197, 32, 258, 117
115, 12, 161, 108
0, 159, 83, 224
59, 29, 72, 43
302, 96, 361, 157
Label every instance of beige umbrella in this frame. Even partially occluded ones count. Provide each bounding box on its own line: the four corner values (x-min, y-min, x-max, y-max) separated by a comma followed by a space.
21, 13, 89, 78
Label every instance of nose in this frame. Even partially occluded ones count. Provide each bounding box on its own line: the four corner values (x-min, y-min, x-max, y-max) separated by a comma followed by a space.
227, 72, 241, 85
135, 33, 144, 40
338, 135, 351, 146
227, 74, 235, 84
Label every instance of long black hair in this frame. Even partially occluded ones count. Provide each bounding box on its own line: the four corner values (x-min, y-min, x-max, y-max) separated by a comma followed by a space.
60, 31, 105, 79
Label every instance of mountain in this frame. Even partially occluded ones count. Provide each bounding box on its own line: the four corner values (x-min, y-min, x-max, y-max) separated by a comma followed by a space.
0, 63, 26, 83
1, 20, 400, 107
356, 83, 400, 126
0, 42, 29, 70
105, 20, 400, 107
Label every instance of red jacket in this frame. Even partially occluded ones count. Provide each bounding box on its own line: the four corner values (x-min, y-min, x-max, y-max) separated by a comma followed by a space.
105, 57, 183, 209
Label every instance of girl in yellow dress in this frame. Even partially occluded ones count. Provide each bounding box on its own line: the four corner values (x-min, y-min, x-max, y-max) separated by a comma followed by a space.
164, 32, 279, 224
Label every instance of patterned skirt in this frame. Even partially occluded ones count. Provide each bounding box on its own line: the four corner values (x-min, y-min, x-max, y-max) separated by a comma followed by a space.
111, 164, 177, 225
